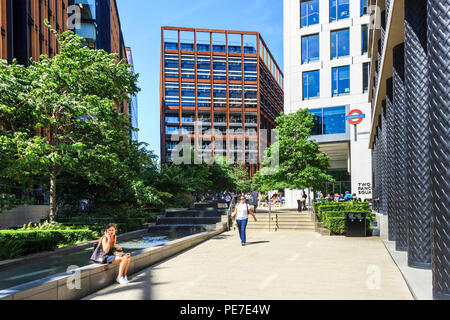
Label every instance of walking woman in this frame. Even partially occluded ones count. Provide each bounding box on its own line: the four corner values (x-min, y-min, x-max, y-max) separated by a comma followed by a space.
99, 223, 131, 285
231, 195, 257, 246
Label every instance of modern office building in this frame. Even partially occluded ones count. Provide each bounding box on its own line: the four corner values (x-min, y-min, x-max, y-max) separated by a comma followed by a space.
368, 0, 449, 300
283, 0, 373, 206
160, 26, 284, 176
0, 0, 69, 64
126, 46, 138, 141
68, 0, 131, 116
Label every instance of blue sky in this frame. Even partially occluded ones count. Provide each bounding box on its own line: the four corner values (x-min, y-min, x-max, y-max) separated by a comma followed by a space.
116, 0, 283, 159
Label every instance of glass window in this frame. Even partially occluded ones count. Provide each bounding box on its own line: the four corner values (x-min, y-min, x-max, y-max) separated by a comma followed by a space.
332, 65, 350, 96
308, 108, 323, 135
213, 45, 225, 52
362, 24, 368, 54
197, 43, 210, 51
331, 29, 350, 59
301, 0, 319, 27
303, 70, 320, 99
302, 34, 320, 63
180, 43, 194, 51
361, 0, 368, 16
165, 126, 179, 135
164, 42, 178, 50
330, 0, 349, 22
323, 106, 346, 134
363, 62, 370, 93
308, 106, 346, 135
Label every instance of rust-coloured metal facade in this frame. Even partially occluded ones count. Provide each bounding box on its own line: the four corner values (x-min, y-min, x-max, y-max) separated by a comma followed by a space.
0, 0, 69, 64
0, 0, 129, 116
160, 26, 284, 176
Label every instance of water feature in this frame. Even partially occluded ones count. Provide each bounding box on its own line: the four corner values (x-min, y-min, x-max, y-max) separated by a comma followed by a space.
0, 230, 198, 291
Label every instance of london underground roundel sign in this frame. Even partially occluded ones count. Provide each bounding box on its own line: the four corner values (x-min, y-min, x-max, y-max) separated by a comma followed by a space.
346, 109, 365, 125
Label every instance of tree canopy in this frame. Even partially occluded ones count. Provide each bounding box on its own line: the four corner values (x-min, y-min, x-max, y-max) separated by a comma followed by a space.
253, 109, 334, 192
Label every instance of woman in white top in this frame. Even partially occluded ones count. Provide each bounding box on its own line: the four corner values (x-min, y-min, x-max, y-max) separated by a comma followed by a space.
231, 195, 257, 246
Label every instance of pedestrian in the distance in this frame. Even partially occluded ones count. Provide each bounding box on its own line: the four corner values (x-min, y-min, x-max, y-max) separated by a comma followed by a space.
251, 189, 259, 213
231, 195, 257, 246
301, 191, 308, 211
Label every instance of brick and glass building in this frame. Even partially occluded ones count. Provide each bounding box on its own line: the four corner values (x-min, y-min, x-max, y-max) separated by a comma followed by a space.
0, 0, 69, 64
367, 0, 449, 300
283, 0, 373, 206
0, 0, 135, 132
160, 26, 284, 176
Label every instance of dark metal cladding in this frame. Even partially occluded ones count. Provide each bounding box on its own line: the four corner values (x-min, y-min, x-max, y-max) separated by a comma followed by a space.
392, 43, 407, 252
386, 78, 395, 241
404, 0, 431, 269
427, 0, 450, 300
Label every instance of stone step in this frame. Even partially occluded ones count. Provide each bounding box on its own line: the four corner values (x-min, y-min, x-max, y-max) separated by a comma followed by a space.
149, 224, 216, 232
165, 210, 223, 218
157, 217, 222, 225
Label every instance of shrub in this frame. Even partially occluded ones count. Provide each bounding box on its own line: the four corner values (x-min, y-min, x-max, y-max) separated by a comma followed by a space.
0, 229, 97, 260
317, 201, 374, 236
326, 217, 346, 235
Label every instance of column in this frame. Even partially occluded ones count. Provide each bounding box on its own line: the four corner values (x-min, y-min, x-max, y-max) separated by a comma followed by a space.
385, 78, 395, 241
427, 0, 450, 300
404, 0, 431, 268
392, 43, 407, 252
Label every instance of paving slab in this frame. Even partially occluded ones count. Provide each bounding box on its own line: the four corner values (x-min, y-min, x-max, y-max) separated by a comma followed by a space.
84, 231, 413, 300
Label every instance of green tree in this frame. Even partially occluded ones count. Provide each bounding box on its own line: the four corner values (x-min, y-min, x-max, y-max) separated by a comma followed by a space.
253, 109, 334, 192
0, 25, 139, 221
233, 165, 252, 194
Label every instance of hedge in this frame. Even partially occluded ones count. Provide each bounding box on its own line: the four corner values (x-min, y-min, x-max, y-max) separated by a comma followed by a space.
55, 218, 147, 234
0, 230, 97, 261
324, 214, 374, 236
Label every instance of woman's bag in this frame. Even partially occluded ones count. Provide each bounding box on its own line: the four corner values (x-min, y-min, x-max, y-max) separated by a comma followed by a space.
90, 238, 108, 264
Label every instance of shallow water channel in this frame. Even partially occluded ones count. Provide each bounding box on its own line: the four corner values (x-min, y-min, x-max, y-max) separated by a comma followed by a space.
0, 230, 197, 291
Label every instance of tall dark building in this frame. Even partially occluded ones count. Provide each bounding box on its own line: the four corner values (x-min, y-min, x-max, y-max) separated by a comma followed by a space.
160, 26, 284, 176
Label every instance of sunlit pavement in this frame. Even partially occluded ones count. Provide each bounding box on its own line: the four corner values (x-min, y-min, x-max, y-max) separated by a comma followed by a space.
83, 230, 413, 300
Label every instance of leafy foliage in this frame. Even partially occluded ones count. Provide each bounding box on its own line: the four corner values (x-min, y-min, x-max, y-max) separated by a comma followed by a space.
253, 109, 334, 192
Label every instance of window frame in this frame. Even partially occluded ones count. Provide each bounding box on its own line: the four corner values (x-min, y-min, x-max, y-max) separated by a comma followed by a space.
301, 33, 320, 64
302, 69, 320, 100
330, 0, 350, 22
330, 28, 350, 59
331, 65, 350, 96
300, 0, 320, 28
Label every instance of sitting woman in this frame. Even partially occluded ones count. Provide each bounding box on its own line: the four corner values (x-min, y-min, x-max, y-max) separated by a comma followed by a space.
100, 223, 131, 285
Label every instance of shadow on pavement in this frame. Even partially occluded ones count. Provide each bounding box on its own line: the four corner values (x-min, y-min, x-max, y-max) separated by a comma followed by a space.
245, 241, 270, 246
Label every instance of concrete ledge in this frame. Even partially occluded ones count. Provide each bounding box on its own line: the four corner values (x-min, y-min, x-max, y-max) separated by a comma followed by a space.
0, 223, 227, 300
0, 228, 148, 271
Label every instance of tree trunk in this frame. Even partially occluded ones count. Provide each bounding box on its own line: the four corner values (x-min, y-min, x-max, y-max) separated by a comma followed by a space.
49, 169, 57, 222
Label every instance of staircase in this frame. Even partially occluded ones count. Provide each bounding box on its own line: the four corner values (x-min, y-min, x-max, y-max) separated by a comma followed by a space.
149, 201, 228, 234
243, 208, 315, 232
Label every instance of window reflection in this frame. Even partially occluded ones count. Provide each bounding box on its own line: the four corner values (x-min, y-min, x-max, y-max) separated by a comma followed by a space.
330, 0, 349, 22
331, 29, 349, 59
302, 34, 320, 63
301, 0, 320, 27
303, 70, 320, 99
332, 65, 350, 96
308, 106, 346, 135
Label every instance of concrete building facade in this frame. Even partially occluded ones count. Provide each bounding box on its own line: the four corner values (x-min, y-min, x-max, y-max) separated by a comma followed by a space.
284, 0, 373, 207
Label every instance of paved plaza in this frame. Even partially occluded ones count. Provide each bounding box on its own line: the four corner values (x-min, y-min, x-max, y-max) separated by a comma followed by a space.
84, 229, 413, 300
